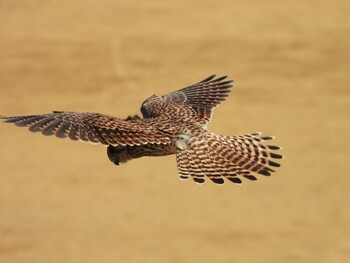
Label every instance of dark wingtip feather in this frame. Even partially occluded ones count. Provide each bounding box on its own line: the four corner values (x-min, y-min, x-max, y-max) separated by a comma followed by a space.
213, 75, 228, 82
1, 116, 19, 123
199, 75, 232, 85
199, 75, 216, 83
1, 118, 11, 123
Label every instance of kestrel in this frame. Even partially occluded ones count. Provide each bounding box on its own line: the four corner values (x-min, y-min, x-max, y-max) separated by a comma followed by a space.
1, 75, 283, 184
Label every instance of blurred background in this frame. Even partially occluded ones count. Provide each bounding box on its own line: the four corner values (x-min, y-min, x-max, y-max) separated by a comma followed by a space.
0, 0, 349, 262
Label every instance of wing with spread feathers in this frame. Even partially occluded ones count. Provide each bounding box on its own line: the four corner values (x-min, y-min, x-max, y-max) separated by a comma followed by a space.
1, 111, 171, 146
162, 75, 233, 123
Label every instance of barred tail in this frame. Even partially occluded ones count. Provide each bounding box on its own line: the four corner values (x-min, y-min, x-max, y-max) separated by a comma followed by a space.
175, 132, 283, 185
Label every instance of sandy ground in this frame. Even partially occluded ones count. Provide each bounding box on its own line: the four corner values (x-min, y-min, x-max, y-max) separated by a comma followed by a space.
0, 0, 349, 262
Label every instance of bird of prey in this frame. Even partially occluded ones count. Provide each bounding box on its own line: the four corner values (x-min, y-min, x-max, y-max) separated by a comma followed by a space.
1, 75, 283, 185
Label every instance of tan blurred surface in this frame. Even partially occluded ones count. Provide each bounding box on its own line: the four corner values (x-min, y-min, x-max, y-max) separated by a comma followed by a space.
0, 1, 349, 262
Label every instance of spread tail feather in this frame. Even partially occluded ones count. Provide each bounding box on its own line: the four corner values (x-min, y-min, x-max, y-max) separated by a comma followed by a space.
176, 132, 283, 185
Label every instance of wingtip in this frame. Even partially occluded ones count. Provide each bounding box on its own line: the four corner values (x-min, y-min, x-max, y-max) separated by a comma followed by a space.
201, 74, 233, 83
0, 115, 8, 121
214, 75, 228, 82
200, 74, 216, 83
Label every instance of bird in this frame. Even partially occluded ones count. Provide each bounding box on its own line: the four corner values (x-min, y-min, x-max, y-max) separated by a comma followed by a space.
1, 75, 283, 185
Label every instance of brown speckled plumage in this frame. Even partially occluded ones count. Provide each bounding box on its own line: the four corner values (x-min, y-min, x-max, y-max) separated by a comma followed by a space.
1, 75, 283, 185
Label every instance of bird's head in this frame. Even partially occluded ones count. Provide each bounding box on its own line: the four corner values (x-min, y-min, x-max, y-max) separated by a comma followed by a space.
107, 145, 132, 165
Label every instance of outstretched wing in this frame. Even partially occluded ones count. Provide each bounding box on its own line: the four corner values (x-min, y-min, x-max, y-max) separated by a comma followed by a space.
1, 111, 171, 146
162, 75, 233, 123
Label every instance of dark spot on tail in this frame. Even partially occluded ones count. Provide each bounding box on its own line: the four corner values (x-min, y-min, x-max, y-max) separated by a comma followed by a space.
210, 177, 224, 184
226, 177, 242, 184
243, 175, 257, 181
193, 178, 205, 184
270, 153, 283, 159
259, 170, 271, 176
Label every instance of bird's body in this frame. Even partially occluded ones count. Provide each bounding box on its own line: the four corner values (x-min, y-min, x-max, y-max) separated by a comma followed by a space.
1, 75, 283, 184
